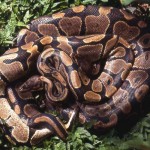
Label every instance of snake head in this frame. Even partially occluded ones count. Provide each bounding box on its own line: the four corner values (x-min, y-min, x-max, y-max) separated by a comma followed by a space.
37, 48, 71, 103
19, 75, 44, 92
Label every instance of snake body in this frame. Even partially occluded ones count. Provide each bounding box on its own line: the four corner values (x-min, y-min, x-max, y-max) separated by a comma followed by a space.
0, 5, 150, 145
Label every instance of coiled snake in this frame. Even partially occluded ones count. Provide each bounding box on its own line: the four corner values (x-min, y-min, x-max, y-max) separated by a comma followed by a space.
0, 5, 150, 145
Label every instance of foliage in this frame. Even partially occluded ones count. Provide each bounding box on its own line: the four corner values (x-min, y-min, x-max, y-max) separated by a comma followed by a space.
0, 0, 150, 150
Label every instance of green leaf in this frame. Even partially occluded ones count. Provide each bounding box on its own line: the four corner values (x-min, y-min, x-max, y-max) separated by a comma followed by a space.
101, 0, 108, 2
23, 10, 33, 23
85, 143, 94, 149
17, 21, 26, 27
120, 0, 135, 5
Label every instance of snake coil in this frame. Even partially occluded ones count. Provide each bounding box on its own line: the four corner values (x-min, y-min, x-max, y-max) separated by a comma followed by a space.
0, 5, 150, 145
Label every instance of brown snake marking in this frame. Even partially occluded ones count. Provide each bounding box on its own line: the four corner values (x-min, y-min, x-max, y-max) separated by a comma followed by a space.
0, 5, 150, 145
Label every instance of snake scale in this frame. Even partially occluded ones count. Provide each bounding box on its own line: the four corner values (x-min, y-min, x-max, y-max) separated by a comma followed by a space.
0, 5, 150, 145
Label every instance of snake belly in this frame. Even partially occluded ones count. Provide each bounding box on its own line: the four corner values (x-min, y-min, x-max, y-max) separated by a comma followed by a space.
0, 5, 150, 145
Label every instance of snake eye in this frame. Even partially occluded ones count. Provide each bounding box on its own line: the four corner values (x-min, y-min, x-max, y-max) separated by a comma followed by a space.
107, 79, 111, 85
19, 75, 44, 92
91, 64, 100, 76
145, 53, 149, 60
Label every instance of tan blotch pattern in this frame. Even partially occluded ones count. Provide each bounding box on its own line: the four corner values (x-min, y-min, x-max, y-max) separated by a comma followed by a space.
99, 72, 117, 97
84, 91, 101, 102
94, 113, 118, 129
30, 128, 52, 145
0, 98, 29, 143
7, 88, 16, 103
70, 70, 81, 89
40, 36, 53, 45
135, 84, 149, 102
113, 21, 140, 41
52, 12, 65, 19
4, 48, 19, 55
40, 48, 54, 59
126, 70, 148, 88
85, 15, 110, 34
134, 52, 150, 69
21, 42, 34, 50
72, 5, 85, 13
25, 31, 39, 44
57, 36, 73, 55
84, 104, 111, 118
118, 37, 131, 48
34, 116, 66, 140
110, 47, 126, 58
26, 45, 40, 67
38, 24, 60, 36
14, 105, 21, 115
113, 88, 131, 114
83, 34, 105, 43
92, 79, 102, 93
59, 17, 82, 36
0, 55, 24, 82
77, 44, 103, 61
99, 7, 112, 15
105, 59, 132, 80
60, 51, 73, 66
103, 35, 118, 57
1, 5, 150, 145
